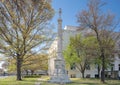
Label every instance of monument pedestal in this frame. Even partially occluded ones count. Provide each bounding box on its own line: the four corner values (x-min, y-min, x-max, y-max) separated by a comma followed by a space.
49, 59, 71, 83
49, 8, 70, 84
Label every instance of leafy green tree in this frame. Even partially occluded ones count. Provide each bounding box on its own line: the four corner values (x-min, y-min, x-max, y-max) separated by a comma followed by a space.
85, 36, 115, 78
77, 0, 119, 82
64, 34, 115, 78
64, 34, 98, 78
0, 0, 54, 80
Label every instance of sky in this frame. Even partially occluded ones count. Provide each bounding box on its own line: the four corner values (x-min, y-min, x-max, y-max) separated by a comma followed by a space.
51, 0, 120, 29
0, 0, 120, 69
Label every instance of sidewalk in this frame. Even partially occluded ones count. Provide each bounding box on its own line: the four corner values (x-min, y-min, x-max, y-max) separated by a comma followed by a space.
0, 76, 8, 78
34, 76, 50, 85
34, 82, 41, 85
34, 78, 45, 85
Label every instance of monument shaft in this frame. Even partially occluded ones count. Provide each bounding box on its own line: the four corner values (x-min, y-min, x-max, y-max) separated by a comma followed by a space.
49, 8, 70, 83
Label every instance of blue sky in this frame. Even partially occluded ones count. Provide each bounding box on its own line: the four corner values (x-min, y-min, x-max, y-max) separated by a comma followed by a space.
51, 0, 120, 29
0, 0, 120, 68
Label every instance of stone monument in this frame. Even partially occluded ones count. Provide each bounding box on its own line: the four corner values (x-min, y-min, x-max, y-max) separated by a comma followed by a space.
49, 8, 71, 83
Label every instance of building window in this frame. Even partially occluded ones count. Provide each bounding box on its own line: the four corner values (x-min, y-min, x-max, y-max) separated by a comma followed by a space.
111, 64, 114, 71
71, 74, 76, 78
86, 64, 90, 70
95, 74, 99, 78
70, 63, 76, 70
86, 74, 90, 78
118, 54, 120, 59
119, 64, 120, 71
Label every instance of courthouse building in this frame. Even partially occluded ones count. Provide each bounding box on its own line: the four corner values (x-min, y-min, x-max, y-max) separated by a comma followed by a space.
48, 25, 120, 79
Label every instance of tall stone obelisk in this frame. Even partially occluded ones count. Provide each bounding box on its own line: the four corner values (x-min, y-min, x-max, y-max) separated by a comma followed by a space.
49, 8, 71, 83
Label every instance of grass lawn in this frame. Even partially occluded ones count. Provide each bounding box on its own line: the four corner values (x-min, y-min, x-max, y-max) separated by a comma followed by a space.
0, 76, 120, 85
41, 78, 120, 85
0, 76, 37, 85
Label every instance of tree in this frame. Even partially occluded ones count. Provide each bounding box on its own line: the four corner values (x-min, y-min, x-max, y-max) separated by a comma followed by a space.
0, 0, 54, 80
77, 0, 119, 82
8, 54, 48, 75
64, 34, 98, 78
93, 37, 115, 78
22, 54, 48, 75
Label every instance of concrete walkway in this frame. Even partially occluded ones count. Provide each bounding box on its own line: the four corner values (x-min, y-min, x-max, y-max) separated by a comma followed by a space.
34, 78, 45, 85
34, 82, 41, 85
0, 76, 8, 78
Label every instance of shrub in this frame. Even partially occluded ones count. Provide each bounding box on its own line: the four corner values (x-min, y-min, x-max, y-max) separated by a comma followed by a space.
23, 75, 41, 78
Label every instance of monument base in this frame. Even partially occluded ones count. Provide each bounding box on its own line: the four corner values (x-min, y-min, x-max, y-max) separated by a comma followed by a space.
49, 59, 71, 83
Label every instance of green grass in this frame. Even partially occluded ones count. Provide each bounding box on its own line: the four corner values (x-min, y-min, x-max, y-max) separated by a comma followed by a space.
0, 76, 120, 85
41, 78, 120, 85
0, 76, 37, 85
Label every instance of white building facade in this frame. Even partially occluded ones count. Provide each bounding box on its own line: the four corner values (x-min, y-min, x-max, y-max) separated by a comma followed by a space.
48, 25, 120, 79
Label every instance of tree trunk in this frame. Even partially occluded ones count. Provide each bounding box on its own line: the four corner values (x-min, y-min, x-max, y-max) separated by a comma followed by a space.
16, 55, 22, 80
81, 71, 85, 78
25, 70, 28, 75
98, 65, 100, 78
95, 29, 105, 83
101, 53, 105, 83
31, 70, 34, 75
